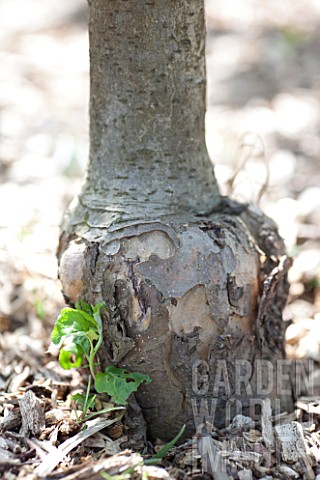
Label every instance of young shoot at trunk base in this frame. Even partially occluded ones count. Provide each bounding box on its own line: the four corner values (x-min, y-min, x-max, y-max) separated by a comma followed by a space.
51, 301, 151, 420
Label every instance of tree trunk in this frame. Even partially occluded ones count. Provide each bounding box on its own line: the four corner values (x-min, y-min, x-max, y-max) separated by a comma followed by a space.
58, 0, 293, 441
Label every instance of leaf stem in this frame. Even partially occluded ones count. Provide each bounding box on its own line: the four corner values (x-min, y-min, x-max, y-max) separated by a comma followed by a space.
87, 337, 97, 379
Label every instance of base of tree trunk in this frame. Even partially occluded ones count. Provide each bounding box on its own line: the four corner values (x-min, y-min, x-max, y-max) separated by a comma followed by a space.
58, 198, 294, 441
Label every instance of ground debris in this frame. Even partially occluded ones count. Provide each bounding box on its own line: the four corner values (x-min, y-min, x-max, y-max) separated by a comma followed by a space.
1, 377, 318, 479
261, 399, 275, 453
35, 415, 123, 477
19, 390, 45, 437
275, 421, 308, 463
192, 400, 320, 480
238, 469, 253, 480
39, 451, 173, 480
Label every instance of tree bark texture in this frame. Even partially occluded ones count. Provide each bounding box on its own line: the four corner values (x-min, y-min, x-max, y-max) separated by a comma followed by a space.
58, 0, 293, 441
80, 0, 219, 223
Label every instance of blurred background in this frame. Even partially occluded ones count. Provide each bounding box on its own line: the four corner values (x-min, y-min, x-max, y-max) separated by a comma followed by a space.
0, 0, 320, 369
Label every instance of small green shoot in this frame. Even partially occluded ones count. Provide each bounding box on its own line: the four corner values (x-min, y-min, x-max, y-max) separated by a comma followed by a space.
51, 301, 151, 420
144, 424, 186, 465
71, 376, 97, 420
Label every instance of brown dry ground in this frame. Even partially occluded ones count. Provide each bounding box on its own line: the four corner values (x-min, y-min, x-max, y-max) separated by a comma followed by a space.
0, 1, 320, 478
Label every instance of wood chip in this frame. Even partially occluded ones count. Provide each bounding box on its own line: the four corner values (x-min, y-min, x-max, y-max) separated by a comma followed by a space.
309, 432, 320, 462
275, 422, 307, 462
228, 414, 254, 431
0, 438, 7, 449
275, 422, 315, 480
296, 400, 320, 415
0, 446, 15, 462
18, 390, 45, 436
243, 429, 261, 443
0, 407, 22, 431
238, 469, 253, 480
261, 399, 275, 451
8, 366, 31, 393
278, 464, 300, 478
221, 450, 262, 464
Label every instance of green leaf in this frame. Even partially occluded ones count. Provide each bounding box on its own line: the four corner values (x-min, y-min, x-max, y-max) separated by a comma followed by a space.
94, 366, 151, 405
72, 392, 97, 410
59, 343, 84, 369
86, 328, 100, 342
51, 307, 98, 345
75, 334, 91, 357
72, 393, 90, 409
75, 300, 93, 316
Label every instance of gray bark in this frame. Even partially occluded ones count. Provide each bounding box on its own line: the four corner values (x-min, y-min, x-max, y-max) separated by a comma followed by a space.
72, 0, 219, 229
58, 0, 293, 442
